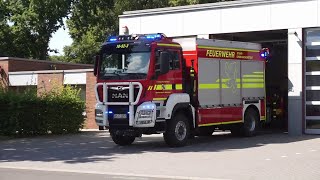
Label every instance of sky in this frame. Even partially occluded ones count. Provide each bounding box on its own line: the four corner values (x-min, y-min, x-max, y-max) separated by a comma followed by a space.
48, 22, 72, 56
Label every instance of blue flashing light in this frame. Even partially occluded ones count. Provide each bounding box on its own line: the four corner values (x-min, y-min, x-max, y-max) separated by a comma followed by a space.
108, 36, 117, 42
146, 34, 162, 40
106, 33, 166, 42
260, 48, 270, 59
108, 111, 113, 114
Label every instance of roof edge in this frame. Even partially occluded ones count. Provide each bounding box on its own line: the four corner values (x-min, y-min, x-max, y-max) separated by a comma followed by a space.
8, 69, 94, 75
0, 57, 93, 67
120, 0, 311, 17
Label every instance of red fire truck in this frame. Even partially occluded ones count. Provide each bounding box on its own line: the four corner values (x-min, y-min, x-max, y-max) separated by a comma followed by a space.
94, 33, 267, 147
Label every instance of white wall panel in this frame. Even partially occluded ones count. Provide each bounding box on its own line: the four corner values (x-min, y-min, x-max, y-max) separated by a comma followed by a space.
119, 17, 141, 34
120, 0, 320, 37
183, 10, 221, 35
9, 74, 38, 86
221, 5, 271, 33
64, 72, 86, 85
140, 13, 184, 37
270, 1, 318, 29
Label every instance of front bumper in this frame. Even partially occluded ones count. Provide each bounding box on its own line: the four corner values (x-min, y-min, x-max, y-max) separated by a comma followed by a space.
95, 102, 157, 128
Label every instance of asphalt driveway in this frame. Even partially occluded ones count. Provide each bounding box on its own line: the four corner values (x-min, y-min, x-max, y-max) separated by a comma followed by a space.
1, 131, 319, 180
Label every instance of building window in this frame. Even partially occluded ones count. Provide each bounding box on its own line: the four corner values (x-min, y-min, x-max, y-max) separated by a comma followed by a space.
304, 28, 320, 133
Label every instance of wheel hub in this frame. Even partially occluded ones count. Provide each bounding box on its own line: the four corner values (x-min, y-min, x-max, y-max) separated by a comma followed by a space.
175, 121, 187, 141
246, 116, 256, 132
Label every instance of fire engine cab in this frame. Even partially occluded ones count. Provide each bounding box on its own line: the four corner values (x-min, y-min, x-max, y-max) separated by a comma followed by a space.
94, 33, 266, 147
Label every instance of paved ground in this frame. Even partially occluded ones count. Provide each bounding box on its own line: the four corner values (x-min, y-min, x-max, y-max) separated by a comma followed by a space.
0, 131, 319, 180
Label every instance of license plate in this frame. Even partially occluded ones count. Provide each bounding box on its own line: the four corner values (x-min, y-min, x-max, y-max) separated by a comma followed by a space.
113, 114, 127, 119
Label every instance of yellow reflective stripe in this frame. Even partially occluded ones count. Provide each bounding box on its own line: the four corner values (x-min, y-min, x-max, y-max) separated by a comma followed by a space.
221, 84, 229, 88
237, 84, 241, 88
199, 83, 220, 89
148, 84, 182, 90
242, 83, 264, 88
176, 84, 182, 90
216, 78, 236, 83
197, 45, 259, 53
155, 85, 162, 90
157, 43, 181, 47
153, 98, 167, 101
216, 78, 264, 83
199, 122, 220, 127
199, 120, 243, 127
243, 75, 264, 78
253, 71, 264, 74
221, 120, 243, 125
164, 84, 172, 90
242, 79, 264, 82
261, 116, 266, 120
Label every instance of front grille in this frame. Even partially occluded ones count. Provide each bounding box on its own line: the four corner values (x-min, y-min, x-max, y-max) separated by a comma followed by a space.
108, 105, 138, 128
107, 87, 139, 102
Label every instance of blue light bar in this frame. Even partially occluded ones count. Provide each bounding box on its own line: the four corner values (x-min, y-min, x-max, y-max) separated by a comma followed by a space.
106, 33, 166, 42
108, 111, 113, 114
260, 53, 265, 58
146, 34, 162, 40
108, 36, 117, 42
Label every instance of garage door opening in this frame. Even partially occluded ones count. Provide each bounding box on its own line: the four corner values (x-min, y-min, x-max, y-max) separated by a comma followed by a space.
210, 30, 288, 131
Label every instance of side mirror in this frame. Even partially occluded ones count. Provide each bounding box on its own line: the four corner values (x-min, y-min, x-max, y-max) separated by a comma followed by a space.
159, 51, 170, 75
93, 55, 100, 76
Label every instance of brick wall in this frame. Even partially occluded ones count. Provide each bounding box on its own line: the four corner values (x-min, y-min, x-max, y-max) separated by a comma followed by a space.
0, 57, 97, 129
37, 73, 64, 94
0, 61, 9, 88
85, 72, 98, 129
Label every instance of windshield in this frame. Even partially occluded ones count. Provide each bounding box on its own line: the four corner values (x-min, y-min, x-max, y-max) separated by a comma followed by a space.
99, 52, 151, 80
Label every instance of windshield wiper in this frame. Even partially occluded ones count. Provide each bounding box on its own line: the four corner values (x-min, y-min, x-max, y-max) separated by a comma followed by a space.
102, 71, 122, 79
122, 73, 147, 79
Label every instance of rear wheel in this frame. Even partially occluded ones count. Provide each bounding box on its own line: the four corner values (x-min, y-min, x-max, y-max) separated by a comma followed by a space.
164, 113, 190, 147
110, 130, 135, 146
243, 108, 259, 137
231, 108, 259, 137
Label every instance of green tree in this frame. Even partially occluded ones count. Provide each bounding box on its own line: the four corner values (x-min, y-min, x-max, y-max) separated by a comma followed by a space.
64, 0, 233, 64
63, 0, 116, 64
0, 0, 72, 60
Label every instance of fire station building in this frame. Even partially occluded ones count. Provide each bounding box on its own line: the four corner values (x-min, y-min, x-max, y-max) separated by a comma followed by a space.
119, 0, 320, 135
0, 57, 97, 129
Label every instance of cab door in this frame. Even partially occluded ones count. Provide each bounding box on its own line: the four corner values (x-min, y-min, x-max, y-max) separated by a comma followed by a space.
151, 48, 183, 101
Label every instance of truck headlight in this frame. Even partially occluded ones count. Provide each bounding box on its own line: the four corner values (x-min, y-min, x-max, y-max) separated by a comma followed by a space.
95, 109, 103, 117
138, 109, 153, 118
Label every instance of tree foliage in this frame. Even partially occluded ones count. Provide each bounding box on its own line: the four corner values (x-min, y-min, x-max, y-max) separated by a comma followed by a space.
0, 0, 72, 60
64, 0, 233, 64
0, 0, 232, 62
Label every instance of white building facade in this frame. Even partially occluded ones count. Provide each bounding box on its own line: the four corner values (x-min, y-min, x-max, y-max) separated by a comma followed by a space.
119, 0, 320, 135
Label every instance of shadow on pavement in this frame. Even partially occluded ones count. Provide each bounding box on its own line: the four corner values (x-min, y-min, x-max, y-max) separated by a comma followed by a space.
0, 130, 318, 164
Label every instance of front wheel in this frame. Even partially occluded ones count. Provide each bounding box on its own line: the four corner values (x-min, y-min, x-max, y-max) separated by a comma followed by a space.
110, 130, 135, 146
163, 113, 190, 147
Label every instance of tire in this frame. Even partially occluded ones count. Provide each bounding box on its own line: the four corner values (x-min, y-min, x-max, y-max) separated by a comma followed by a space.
243, 108, 259, 137
163, 113, 190, 147
231, 108, 259, 137
110, 131, 135, 146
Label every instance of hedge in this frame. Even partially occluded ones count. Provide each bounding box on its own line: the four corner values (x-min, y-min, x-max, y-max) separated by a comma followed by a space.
0, 85, 86, 136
